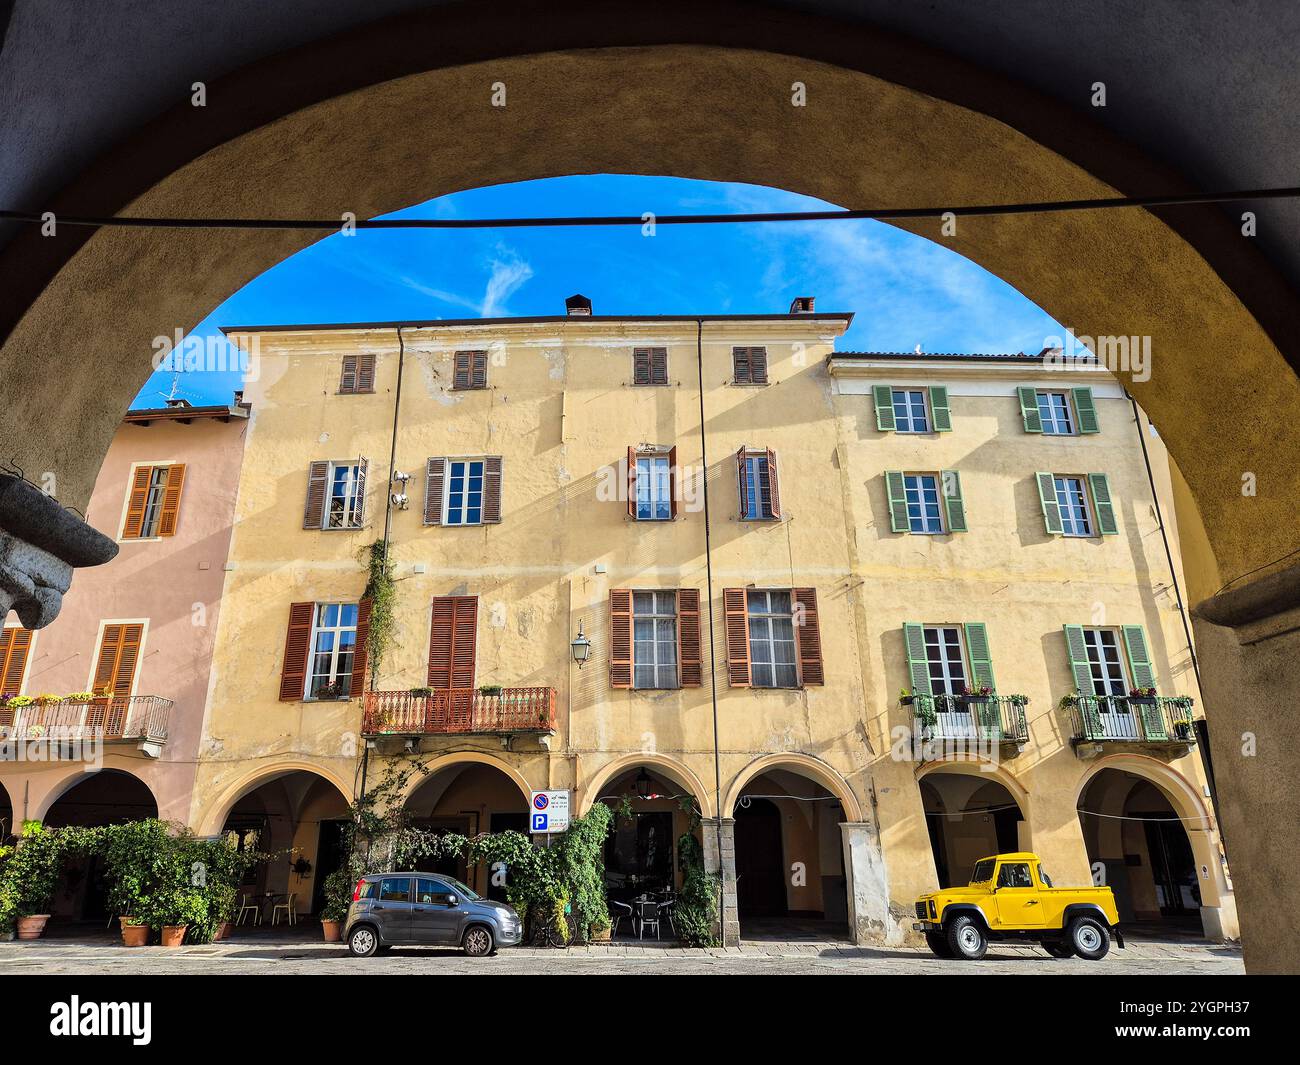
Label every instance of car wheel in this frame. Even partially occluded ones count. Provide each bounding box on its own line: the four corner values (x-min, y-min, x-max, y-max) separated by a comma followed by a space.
1042, 940, 1075, 959
1068, 916, 1111, 961
924, 931, 953, 958
945, 915, 988, 961
347, 925, 380, 958
463, 925, 495, 958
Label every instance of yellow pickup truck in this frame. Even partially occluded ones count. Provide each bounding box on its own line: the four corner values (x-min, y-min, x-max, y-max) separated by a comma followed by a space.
913, 852, 1123, 960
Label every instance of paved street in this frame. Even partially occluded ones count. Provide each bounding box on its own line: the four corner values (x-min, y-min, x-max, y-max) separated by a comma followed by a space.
0, 934, 1243, 975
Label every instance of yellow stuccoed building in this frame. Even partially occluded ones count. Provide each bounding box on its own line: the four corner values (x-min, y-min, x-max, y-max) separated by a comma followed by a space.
207, 296, 1235, 945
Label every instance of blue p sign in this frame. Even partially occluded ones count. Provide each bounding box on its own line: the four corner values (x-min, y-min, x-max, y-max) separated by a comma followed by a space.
532, 813, 548, 832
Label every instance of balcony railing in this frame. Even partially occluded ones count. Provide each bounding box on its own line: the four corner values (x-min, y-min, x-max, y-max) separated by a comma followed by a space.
911, 694, 1030, 746
362, 687, 557, 736
0, 696, 173, 744
1066, 695, 1197, 746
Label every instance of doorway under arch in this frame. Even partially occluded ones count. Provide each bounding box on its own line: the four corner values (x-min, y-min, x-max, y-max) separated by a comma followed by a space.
920, 772, 1027, 888
0, 780, 13, 843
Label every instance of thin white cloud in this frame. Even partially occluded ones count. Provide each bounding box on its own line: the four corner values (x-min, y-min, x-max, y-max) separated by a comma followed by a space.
480, 245, 534, 317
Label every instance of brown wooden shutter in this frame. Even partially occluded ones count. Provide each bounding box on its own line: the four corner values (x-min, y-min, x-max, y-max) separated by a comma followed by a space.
354, 458, 368, 525
483, 456, 504, 523
338, 355, 358, 394
0, 627, 33, 697
453, 351, 487, 389
764, 448, 781, 519
92, 622, 144, 700
303, 461, 329, 529
723, 588, 751, 687
792, 588, 823, 685
156, 463, 186, 536
428, 596, 478, 689
633, 349, 651, 386
350, 599, 372, 697
356, 353, 376, 393
626, 447, 637, 519
424, 457, 446, 525
676, 589, 702, 687
471, 350, 488, 389
279, 603, 315, 701
609, 589, 633, 688
750, 347, 768, 384
668, 446, 679, 520
122, 465, 152, 538
453, 351, 471, 389
651, 348, 667, 384
733, 347, 750, 383
736, 447, 749, 518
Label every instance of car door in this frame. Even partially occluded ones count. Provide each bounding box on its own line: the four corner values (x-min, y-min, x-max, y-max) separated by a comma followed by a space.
370, 877, 414, 942
994, 861, 1046, 927
411, 877, 464, 945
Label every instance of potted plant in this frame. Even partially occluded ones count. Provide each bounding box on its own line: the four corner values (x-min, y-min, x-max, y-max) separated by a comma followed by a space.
477, 684, 503, 697
1170, 696, 1196, 740
320, 868, 353, 942
103, 819, 169, 946
957, 684, 994, 709
408, 686, 432, 698
0, 821, 64, 940
589, 915, 612, 943
120, 917, 149, 947
898, 687, 915, 707
1128, 686, 1159, 706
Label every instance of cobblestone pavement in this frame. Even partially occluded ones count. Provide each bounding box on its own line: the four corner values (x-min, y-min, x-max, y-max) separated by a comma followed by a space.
0, 934, 1243, 975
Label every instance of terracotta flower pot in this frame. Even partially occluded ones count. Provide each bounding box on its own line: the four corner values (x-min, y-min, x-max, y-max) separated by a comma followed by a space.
215, 921, 233, 941
160, 925, 188, 947
16, 915, 49, 940
121, 922, 149, 947
589, 925, 612, 943
321, 919, 342, 942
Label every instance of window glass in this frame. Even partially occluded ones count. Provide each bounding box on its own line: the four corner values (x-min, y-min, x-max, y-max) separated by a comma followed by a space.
971, 859, 996, 883
378, 877, 411, 902
308, 602, 358, 699
923, 626, 967, 698
635, 455, 672, 520
1054, 475, 1092, 536
139, 466, 170, 537
1037, 391, 1075, 435
892, 389, 929, 433
416, 878, 455, 904
1083, 628, 1128, 697
633, 591, 678, 689
326, 463, 362, 529
904, 473, 944, 533
747, 590, 798, 688
446, 459, 485, 526
997, 863, 1033, 889
742, 454, 773, 519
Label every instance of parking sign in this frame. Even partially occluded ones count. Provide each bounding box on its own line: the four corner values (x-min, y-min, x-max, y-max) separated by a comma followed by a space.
529, 790, 570, 834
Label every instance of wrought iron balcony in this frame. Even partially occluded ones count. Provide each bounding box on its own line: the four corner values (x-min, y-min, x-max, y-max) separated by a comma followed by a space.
1065, 694, 1197, 748
0, 695, 173, 747
362, 687, 557, 736
910, 693, 1030, 748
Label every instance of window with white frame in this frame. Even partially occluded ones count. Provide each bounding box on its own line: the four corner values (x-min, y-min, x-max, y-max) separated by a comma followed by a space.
923, 626, 967, 698
1082, 628, 1128, 697
326, 463, 363, 529
138, 466, 171, 537
633, 592, 678, 689
1053, 475, 1093, 536
741, 452, 775, 520
308, 603, 358, 699
1036, 391, 1075, 435
904, 473, 944, 534
635, 454, 672, 521
445, 459, 485, 526
892, 389, 929, 433
747, 590, 798, 688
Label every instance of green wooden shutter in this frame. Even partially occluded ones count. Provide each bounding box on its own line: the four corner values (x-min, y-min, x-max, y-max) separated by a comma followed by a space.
1088, 473, 1118, 534
963, 623, 996, 690
929, 386, 952, 432
1063, 625, 1097, 695
1018, 387, 1043, 432
941, 469, 967, 532
903, 623, 934, 697
1036, 472, 1063, 534
1121, 625, 1156, 689
873, 385, 896, 431
1073, 387, 1099, 433
885, 471, 909, 532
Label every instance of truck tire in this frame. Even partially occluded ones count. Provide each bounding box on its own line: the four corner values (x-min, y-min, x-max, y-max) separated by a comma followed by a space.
1042, 940, 1075, 959
925, 931, 953, 958
946, 915, 988, 960
1067, 916, 1111, 961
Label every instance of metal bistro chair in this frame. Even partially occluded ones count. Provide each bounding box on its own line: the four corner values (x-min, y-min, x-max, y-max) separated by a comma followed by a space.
657, 892, 677, 938
237, 891, 261, 926
610, 900, 634, 939
635, 898, 661, 941
271, 892, 297, 927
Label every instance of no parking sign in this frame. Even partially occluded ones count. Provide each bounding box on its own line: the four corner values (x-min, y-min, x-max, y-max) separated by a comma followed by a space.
529, 790, 571, 834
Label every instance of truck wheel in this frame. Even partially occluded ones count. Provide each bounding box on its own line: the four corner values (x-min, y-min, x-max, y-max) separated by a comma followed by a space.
1042, 940, 1075, 959
1068, 916, 1111, 961
946, 915, 988, 960
924, 931, 953, 958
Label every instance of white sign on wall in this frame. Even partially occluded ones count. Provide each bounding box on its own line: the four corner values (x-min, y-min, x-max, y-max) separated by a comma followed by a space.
529, 790, 571, 834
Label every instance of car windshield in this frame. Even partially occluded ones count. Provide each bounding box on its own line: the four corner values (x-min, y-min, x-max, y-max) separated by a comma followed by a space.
444, 877, 481, 901
970, 859, 996, 884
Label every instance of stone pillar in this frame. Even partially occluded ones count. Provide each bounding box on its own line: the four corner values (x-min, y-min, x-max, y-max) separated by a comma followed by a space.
1193, 563, 1300, 973
840, 820, 907, 946
701, 816, 738, 945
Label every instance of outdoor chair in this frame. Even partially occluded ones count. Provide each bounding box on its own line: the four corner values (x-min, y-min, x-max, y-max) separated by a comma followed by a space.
237, 892, 261, 926
610, 899, 634, 938
272, 892, 297, 926
636, 899, 661, 940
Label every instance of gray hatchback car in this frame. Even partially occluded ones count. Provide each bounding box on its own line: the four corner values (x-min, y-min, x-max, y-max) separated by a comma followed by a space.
344, 872, 523, 957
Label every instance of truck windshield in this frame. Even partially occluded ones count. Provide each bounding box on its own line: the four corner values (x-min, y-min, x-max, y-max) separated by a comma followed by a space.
970, 859, 996, 884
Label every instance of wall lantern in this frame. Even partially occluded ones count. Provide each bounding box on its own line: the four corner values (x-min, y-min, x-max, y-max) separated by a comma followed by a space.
570, 620, 592, 667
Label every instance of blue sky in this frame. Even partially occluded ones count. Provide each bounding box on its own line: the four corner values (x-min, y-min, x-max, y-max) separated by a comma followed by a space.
137, 175, 1064, 408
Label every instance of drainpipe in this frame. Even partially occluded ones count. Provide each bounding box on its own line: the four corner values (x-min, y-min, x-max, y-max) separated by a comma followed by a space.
695, 318, 727, 932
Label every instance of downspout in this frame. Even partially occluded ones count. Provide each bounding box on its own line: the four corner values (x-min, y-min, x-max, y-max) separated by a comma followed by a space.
695, 318, 727, 934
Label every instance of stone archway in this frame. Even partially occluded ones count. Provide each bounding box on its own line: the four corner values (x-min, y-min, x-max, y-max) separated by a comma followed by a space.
918, 769, 1028, 889
581, 752, 715, 820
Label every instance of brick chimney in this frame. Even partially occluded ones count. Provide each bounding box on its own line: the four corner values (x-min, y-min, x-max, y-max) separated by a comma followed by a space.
565, 293, 593, 316
789, 296, 815, 314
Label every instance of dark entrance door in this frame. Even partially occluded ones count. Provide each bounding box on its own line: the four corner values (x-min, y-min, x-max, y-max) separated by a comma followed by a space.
311, 819, 349, 916
1141, 816, 1199, 917
734, 798, 786, 918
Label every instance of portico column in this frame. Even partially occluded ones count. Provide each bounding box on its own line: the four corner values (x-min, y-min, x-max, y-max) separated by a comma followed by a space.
840, 820, 906, 947
701, 816, 738, 945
